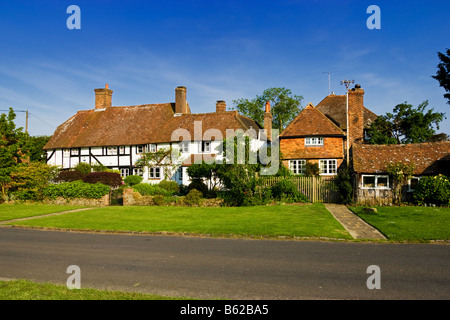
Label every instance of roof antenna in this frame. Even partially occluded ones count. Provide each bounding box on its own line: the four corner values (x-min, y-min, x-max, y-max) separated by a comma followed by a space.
322, 71, 338, 95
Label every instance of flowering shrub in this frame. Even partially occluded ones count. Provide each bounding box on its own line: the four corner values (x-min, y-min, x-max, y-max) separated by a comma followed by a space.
413, 174, 450, 206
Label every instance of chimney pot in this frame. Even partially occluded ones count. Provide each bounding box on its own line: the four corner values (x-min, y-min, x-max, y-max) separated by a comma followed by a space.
265, 101, 271, 113
94, 84, 113, 110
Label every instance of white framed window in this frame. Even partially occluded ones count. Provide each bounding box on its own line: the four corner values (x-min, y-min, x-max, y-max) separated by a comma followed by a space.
133, 168, 143, 177
149, 167, 161, 179
200, 141, 211, 153
70, 148, 79, 156
289, 160, 306, 175
362, 175, 390, 189
63, 149, 70, 158
146, 144, 157, 153
120, 168, 129, 178
119, 146, 126, 155
319, 159, 337, 175
136, 145, 144, 154
179, 141, 189, 153
107, 147, 117, 155
408, 177, 421, 192
305, 137, 324, 146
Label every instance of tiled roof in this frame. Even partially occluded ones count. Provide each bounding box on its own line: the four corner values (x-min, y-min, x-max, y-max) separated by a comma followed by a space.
315, 94, 377, 129
280, 103, 345, 138
352, 141, 450, 175
44, 104, 262, 149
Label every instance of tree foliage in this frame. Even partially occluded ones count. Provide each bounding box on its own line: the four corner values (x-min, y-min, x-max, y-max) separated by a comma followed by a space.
367, 101, 446, 144
232, 87, 303, 132
432, 48, 450, 105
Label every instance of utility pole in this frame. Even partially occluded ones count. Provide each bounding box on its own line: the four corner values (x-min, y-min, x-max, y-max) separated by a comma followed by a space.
340, 79, 354, 166
0, 109, 29, 133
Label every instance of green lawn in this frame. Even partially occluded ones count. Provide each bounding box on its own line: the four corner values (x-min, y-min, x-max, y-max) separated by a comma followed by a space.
0, 279, 189, 300
349, 206, 450, 241
0, 204, 86, 222
5, 203, 352, 240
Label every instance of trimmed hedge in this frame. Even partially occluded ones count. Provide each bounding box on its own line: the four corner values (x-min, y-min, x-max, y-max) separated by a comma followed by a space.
43, 181, 110, 199
55, 170, 85, 183
83, 172, 123, 188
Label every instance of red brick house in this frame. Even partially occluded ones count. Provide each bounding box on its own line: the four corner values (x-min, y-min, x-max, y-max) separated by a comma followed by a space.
280, 84, 377, 175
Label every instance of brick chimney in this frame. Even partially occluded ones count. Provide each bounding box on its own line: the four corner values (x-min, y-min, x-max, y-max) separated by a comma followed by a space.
216, 100, 226, 113
264, 101, 272, 139
175, 86, 188, 115
94, 84, 113, 110
347, 84, 364, 145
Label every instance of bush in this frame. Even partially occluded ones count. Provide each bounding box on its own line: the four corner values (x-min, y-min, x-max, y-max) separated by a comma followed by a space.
152, 195, 165, 206
132, 183, 172, 196
271, 179, 309, 203
184, 189, 204, 206
335, 167, 353, 205
43, 181, 110, 199
55, 170, 85, 183
83, 172, 123, 188
124, 175, 143, 186
413, 174, 450, 206
11, 189, 39, 201
187, 180, 209, 197
73, 163, 92, 175
158, 180, 180, 194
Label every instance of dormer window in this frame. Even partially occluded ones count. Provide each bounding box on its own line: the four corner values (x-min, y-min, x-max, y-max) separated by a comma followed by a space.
305, 137, 324, 146
200, 141, 211, 153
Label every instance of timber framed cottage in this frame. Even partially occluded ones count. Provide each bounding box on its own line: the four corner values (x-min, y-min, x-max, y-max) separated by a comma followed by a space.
44, 85, 267, 185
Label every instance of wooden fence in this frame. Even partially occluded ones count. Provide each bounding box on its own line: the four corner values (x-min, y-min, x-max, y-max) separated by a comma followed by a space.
259, 176, 340, 203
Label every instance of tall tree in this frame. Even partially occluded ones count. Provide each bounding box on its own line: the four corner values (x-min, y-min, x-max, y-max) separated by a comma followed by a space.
367, 101, 445, 144
432, 48, 450, 105
0, 108, 30, 197
232, 87, 303, 132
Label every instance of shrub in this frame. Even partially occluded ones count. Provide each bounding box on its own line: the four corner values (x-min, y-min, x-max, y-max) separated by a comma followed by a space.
158, 180, 180, 194
73, 162, 92, 175
152, 195, 165, 206
55, 170, 85, 183
83, 172, 123, 188
184, 189, 204, 206
187, 180, 209, 197
335, 167, 353, 205
124, 175, 143, 186
132, 183, 172, 196
43, 181, 110, 199
11, 189, 39, 201
271, 178, 309, 203
413, 174, 450, 206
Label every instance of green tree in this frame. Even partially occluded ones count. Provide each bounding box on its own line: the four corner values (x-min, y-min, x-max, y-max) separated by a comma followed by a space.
432, 48, 450, 105
10, 162, 59, 200
0, 108, 30, 198
232, 87, 303, 132
368, 101, 445, 144
25, 135, 51, 162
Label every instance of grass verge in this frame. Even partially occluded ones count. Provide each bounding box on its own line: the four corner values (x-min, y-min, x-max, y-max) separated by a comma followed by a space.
6, 203, 352, 240
0, 279, 189, 300
349, 205, 450, 241
0, 204, 86, 222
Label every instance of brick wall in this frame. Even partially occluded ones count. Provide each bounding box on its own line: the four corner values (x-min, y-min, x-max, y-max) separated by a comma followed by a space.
280, 136, 344, 160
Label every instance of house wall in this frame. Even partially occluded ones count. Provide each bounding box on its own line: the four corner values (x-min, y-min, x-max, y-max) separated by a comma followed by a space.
280, 136, 344, 160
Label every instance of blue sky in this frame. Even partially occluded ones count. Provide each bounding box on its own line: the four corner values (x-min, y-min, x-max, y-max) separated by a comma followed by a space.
0, 0, 449, 136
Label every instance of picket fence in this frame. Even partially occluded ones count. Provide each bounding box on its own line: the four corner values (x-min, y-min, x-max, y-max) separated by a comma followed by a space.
259, 176, 340, 203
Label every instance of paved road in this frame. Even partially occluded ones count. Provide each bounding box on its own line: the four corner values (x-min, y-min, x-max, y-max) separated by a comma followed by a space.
0, 227, 449, 300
